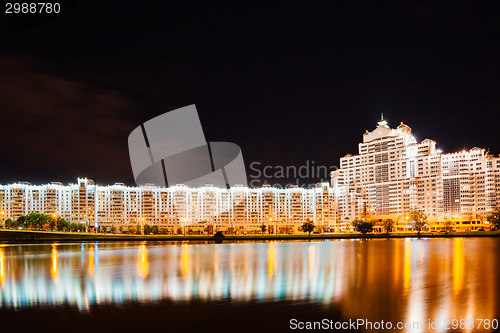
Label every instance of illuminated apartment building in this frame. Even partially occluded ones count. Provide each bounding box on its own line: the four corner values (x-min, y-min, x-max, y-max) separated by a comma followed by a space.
331, 117, 500, 230
0, 179, 338, 233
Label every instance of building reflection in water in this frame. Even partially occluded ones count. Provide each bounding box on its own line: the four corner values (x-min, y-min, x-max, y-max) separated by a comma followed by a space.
0, 238, 497, 332
51, 243, 59, 282
0, 246, 5, 287
138, 244, 148, 278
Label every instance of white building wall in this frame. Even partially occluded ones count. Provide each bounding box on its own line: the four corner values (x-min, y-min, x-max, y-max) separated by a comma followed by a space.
0, 179, 339, 232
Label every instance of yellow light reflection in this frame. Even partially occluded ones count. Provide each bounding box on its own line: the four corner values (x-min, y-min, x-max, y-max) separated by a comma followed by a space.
138, 244, 148, 278
0, 247, 4, 287
308, 244, 315, 281
51, 243, 59, 281
403, 239, 411, 294
453, 238, 464, 295
181, 244, 189, 278
0, 238, 495, 320
88, 244, 94, 276
268, 241, 275, 279
393, 239, 400, 287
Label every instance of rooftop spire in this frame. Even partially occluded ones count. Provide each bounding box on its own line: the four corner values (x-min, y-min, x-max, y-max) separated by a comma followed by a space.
377, 113, 388, 127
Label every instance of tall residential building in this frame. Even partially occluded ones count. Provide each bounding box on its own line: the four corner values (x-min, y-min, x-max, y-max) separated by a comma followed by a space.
331, 117, 500, 230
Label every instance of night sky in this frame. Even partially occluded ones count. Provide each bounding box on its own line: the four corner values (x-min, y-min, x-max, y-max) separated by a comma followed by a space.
1, 2, 500, 186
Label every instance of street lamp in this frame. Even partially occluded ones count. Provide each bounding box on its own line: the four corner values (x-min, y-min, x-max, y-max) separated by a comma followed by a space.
51, 214, 58, 232
141, 217, 145, 235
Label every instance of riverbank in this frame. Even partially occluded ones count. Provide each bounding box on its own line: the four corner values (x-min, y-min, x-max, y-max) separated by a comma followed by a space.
0, 228, 499, 242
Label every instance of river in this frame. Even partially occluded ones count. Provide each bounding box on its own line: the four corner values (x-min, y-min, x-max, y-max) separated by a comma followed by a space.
0, 238, 498, 332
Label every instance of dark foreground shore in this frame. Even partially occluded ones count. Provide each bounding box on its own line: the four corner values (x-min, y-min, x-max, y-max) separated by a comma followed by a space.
0, 300, 360, 333
0, 228, 499, 242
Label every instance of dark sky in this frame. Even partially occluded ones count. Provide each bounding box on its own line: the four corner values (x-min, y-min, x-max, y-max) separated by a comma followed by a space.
1, 2, 500, 186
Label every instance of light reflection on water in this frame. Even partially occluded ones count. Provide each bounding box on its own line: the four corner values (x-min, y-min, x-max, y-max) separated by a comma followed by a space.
0, 238, 498, 332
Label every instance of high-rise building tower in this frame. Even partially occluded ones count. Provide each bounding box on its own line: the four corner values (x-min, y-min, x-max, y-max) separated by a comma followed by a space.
331, 117, 500, 230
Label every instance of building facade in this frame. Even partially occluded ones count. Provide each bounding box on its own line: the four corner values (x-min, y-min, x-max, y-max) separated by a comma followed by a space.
1, 117, 499, 234
0, 179, 337, 234
331, 117, 500, 231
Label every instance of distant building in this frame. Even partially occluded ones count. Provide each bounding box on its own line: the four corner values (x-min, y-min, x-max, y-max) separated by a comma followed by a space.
331, 116, 500, 231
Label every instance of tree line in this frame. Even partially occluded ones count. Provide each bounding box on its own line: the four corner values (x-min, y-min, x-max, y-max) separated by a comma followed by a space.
350, 208, 500, 235
2, 212, 84, 231
2, 209, 499, 235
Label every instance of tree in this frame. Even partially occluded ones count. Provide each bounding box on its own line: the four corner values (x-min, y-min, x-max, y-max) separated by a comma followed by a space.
151, 225, 159, 235
136, 224, 142, 235
444, 220, 455, 233
487, 209, 500, 231
410, 210, 428, 236
17, 215, 27, 229
143, 224, 151, 235
301, 219, 315, 237
70, 223, 79, 232
4, 218, 13, 229
110, 225, 116, 234
21, 212, 49, 230
383, 219, 394, 233
56, 217, 69, 231
260, 223, 267, 234
49, 217, 57, 231
24, 213, 36, 229
128, 226, 137, 234
101, 226, 107, 233
352, 220, 373, 235
119, 226, 123, 234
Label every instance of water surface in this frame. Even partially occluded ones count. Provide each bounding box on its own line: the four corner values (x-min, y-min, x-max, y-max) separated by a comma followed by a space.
0, 238, 498, 332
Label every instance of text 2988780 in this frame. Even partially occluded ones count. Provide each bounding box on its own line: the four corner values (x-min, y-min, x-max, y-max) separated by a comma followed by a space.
5, 3, 60, 14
